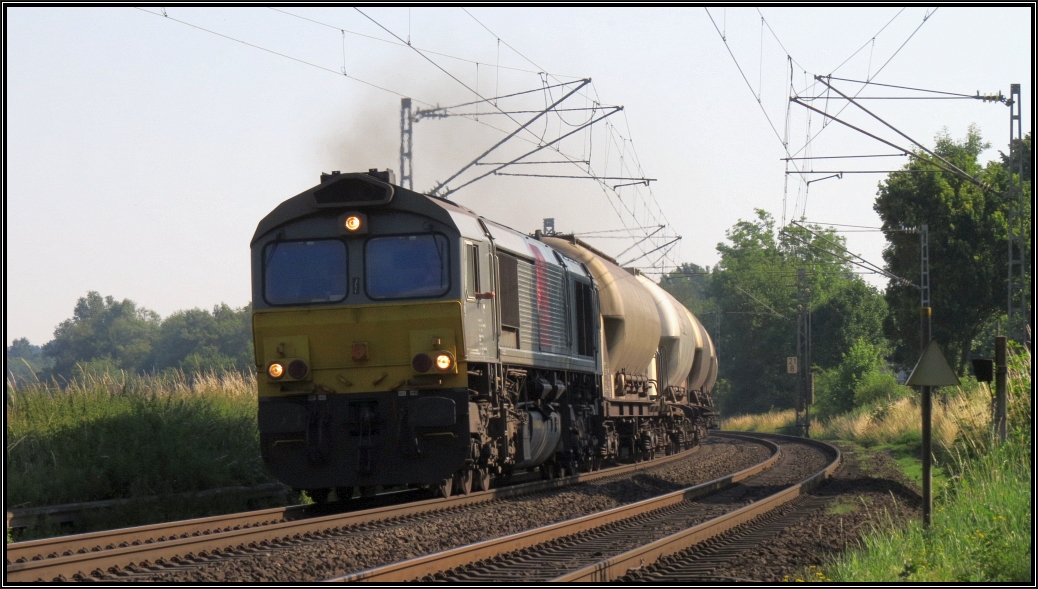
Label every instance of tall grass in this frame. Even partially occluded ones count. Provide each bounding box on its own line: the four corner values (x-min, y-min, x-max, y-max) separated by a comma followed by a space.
721, 409, 796, 433
824, 429, 1032, 582
815, 384, 990, 459
6, 369, 270, 508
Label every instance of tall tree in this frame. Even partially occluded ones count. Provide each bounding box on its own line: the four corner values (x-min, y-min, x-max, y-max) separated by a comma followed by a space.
659, 263, 715, 316
812, 280, 887, 370
152, 303, 254, 372
43, 292, 160, 378
6, 338, 53, 381
705, 210, 886, 415
875, 126, 1031, 370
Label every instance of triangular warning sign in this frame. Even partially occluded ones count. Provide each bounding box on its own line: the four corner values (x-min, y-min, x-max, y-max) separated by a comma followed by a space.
906, 339, 961, 387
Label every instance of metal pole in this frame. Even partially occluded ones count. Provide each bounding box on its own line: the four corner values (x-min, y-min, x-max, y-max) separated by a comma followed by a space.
920, 224, 931, 354
400, 98, 414, 190
1007, 83, 1028, 340
920, 223, 933, 528
794, 268, 812, 438
995, 335, 1008, 443
921, 384, 933, 526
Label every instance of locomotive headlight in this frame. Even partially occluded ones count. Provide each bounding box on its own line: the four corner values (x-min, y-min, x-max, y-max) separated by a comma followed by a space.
412, 353, 432, 373
288, 359, 309, 380
434, 352, 454, 372
268, 362, 285, 379
338, 211, 368, 235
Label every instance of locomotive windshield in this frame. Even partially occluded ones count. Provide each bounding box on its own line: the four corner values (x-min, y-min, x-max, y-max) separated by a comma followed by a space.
263, 239, 347, 305
366, 234, 450, 299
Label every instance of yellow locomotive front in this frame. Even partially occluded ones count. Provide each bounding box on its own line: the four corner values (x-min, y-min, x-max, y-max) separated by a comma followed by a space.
251, 171, 474, 501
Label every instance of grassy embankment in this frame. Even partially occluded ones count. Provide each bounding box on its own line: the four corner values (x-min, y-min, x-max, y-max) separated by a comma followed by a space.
723, 347, 1033, 582
5, 370, 285, 540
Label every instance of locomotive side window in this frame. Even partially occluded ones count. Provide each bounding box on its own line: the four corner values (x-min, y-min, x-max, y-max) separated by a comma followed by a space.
365, 234, 450, 299
574, 280, 596, 356
465, 243, 480, 297
497, 252, 520, 348
263, 239, 347, 305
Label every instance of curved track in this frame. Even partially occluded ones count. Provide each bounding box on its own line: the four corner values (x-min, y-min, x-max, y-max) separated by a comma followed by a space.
328, 433, 839, 583
6, 441, 711, 582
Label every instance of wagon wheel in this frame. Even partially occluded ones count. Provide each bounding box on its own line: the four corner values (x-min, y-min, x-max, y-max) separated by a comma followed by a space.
435, 477, 453, 498
454, 469, 473, 496
553, 461, 565, 479
475, 468, 492, 492
566, 459, 580, 477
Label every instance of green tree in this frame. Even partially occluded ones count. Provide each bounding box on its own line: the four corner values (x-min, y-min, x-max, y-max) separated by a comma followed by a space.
6, 338, 53, 382
659, 263, 715, 316
43, 292, 160, 378
875, 126, 1031, 371
706, 210, 886, 415
152, 303, 254, 372
812, 280, 887, 370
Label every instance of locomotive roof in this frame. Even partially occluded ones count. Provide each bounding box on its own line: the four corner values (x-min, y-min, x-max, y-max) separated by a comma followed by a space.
251, 172, 588, 278
251, 174, 473, 245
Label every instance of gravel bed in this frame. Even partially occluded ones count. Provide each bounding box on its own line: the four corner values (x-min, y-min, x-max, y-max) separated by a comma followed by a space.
707, 441, 921, 582
124, 436, 773, 583
434, 437, 835, 582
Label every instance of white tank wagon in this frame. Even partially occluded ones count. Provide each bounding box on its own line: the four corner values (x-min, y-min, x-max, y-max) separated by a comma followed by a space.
542, 236, 719, 433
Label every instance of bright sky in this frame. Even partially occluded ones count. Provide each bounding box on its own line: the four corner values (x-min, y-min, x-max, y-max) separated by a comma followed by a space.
6, 7, 1032, 346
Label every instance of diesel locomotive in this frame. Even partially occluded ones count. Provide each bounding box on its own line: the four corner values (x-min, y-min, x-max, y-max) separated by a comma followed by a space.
251, 169, 718, 501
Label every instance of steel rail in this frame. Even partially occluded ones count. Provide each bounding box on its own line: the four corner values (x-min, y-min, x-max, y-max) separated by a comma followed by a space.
4, 485, 428, 567
6, 440, 706, 582
553, 433, 841, 582
325, 433, 783, 583
5, 482, 292, 530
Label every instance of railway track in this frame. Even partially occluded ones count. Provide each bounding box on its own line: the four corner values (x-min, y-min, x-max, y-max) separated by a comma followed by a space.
6, 439, 725, 583
328, 432, 839, 583
621, 493, 833, 582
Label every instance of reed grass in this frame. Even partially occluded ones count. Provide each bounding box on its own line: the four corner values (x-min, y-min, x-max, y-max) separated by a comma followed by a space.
5, 369, 271, 508
721, 409, 796, 433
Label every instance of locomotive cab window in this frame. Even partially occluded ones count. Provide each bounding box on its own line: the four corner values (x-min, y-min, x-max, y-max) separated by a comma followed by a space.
366, 234, 450, 300
263, 239, 347, 305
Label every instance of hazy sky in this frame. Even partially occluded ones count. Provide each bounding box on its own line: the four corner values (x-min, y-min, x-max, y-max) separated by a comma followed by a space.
6, 7, 1032, 346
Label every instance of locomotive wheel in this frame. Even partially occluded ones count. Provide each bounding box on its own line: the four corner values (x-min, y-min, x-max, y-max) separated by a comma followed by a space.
335, 486, 354, 502
475, 468, 491, 492
435, 478, 453, 499
566, 459, 580, 477
454, 469, 473, 495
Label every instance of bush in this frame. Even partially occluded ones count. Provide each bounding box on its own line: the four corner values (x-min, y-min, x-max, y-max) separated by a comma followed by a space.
853, 370, 911, 407
814, 338, 900, 419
